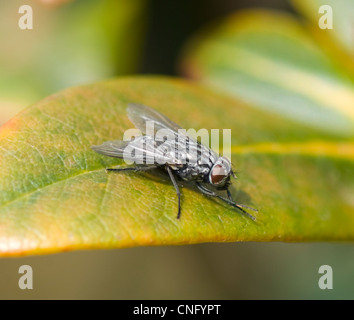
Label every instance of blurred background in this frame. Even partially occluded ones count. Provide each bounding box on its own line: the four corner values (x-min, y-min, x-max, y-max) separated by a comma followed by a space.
0, 0, 353, 299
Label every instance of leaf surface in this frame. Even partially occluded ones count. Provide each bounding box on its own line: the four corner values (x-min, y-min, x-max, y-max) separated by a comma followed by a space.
0, 77, 353, 256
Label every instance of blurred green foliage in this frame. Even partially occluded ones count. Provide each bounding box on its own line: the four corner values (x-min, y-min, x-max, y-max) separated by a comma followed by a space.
0, 0, 146, 122
181, 9, 354, 137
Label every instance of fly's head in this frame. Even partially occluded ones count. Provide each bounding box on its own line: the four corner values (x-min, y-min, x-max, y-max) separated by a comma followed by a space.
209, 156, 234, 189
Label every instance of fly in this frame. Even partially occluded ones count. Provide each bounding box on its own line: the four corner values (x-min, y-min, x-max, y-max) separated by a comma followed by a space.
91, 103, 257, 220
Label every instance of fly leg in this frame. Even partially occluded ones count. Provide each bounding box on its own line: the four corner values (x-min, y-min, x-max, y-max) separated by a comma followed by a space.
196, 182, 257, 221
106, 165, 159, 172
166, 166, 181, 219
226, 188, 259, 213
226, 188, 232, 201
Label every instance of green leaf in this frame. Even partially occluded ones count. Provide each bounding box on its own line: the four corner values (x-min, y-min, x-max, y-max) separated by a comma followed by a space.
180, 9, 354, 137
0, 76, 353, 256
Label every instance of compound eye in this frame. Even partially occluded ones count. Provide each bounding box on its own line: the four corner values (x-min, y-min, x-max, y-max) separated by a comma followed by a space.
211, 164, 226, 184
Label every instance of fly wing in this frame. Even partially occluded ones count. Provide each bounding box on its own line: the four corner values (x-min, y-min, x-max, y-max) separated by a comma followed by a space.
91, 140, 128, 158
92, 135, 179, 165
127, 103, 182, 134
127, 103, 219, 166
